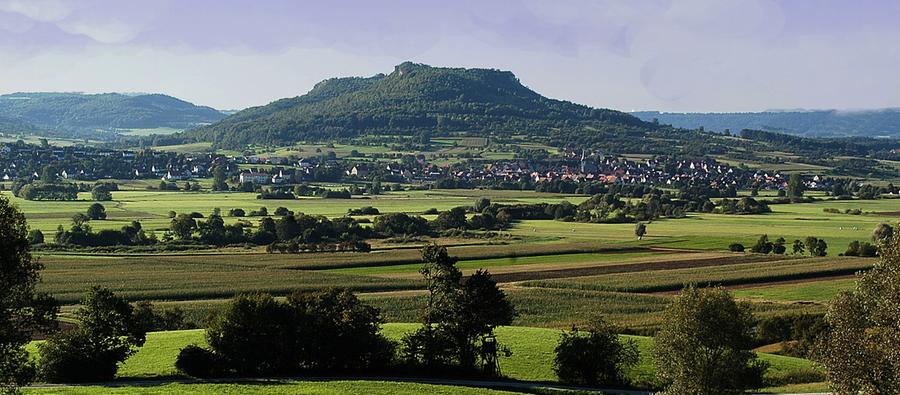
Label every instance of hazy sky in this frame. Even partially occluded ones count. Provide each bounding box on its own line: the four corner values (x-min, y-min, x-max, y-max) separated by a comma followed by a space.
1, 0, 899, 112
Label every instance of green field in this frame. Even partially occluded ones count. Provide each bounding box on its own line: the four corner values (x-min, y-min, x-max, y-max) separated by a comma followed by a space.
27, 324, 823, 393
10, 186, 895, 393
520, 256, 872, 293
25, 381, 521, 395
733, 277, 857, 302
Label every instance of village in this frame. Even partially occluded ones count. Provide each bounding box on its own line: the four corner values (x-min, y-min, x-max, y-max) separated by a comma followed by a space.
1, 140, 837, 194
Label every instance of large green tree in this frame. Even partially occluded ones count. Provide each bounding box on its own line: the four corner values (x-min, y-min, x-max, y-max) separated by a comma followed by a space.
402, 245, 514, 372
654, 286, 767, 395
815, 227, 900, 394
0, 195, 56, 394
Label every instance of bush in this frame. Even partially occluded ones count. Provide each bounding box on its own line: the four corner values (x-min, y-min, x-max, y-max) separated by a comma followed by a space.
751, 234, 773, 254
38, 330, 120, 383
206, 289, 395, 376
91, 185, 113, 201
229, 208, 245, 217
39, 287, 146, 383
729, 243, 745, 252
28, 229, 45, 245
274, 207, 292, 217
86, 203, 107, 220
553, 317, 638, 386
175, 345, 223, 378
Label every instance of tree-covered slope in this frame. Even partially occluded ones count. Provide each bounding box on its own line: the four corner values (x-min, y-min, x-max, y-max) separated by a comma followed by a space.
188, 62, 652, 148
0, 92, 225, 133
0, 115, 38, 134
633, 110, 900, 138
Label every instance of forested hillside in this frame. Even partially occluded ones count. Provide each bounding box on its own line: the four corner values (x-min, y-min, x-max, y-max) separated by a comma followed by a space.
0, 92, 225, 137
0, 115, 37, 134
633, 110, 900, 137
188, 62, 654, 149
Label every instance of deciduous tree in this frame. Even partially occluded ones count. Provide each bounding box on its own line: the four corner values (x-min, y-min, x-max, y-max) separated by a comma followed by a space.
655, 286, 767, 395
815, 228, 900, 395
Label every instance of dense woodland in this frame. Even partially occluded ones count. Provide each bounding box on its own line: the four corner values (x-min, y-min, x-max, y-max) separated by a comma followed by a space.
187, 62, 653, 149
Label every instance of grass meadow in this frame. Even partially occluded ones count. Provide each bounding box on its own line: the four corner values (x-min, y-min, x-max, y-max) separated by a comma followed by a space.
26, 324, 825, 393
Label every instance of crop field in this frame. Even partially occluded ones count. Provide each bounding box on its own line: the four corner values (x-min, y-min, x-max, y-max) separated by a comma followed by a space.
37, 254, 420, 304
520, 256, 873, 293
7, 186, 893, 393
732, 277, 857, 303
26, 324, 823, 393
12, 186, 890, 336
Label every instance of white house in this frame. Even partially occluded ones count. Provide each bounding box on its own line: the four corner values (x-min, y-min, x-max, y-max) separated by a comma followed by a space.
239, 172, 270, 184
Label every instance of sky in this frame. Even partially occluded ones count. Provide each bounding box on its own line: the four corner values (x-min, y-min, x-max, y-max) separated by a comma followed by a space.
1, 0, 899, 113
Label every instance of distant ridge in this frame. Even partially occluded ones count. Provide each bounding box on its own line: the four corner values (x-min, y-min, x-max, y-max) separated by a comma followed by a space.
632, 109, 900, 138
0, 92, 226, 137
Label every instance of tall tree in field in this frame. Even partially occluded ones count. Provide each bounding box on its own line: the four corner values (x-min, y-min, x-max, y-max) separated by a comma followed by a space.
787, 173, 805, 198
634, 222, 647, 240
814, 228, 900, 395
0, 195, 57, 394
655, 286, 767, 395
402, 245, 514, 371
212, 165, 228, 191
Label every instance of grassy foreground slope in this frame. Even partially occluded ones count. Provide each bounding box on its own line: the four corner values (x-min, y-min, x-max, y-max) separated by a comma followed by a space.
25, 381, 521, 395
28, 324, 820, 392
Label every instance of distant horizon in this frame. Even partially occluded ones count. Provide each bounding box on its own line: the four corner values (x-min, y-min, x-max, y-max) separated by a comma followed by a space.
4, 86, 900, 115
1, 1, 899, 112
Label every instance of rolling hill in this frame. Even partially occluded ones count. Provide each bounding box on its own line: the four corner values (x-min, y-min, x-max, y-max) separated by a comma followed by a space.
0, 92, 225, 138
187, 62, 655, 149
633, 110, 900, 138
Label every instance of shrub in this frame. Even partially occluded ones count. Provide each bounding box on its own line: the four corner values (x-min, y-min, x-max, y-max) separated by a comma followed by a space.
206, 289, 395, 376
553, 316, 638, 386
86, 203, 107, 220
729, 243, 745, 252
274, 207, 292, 216
751, 234, 773, 254
228, 208, 245, 217
91, 185, 113, 201
175, 345, 223, 378
39, 287, 146, 383
27, 229, 45, 245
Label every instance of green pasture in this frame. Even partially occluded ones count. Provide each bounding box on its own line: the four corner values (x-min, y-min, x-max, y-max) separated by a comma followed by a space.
25, 324, 822, 393
510, 199, 900, 250
25, 381, 520, 395
6, 188, 897, 253
733, 277, 857, 303
118, 127, 183, 136
2, 189, 588, 235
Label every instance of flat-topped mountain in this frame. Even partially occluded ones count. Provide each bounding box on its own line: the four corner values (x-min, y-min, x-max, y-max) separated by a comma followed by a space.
188, 62, 652, 148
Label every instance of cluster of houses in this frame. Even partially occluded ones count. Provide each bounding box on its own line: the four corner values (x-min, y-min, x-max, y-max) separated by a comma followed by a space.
441, 155, 829, 191
0, 142, 223, 182
1, 141, 833, 192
